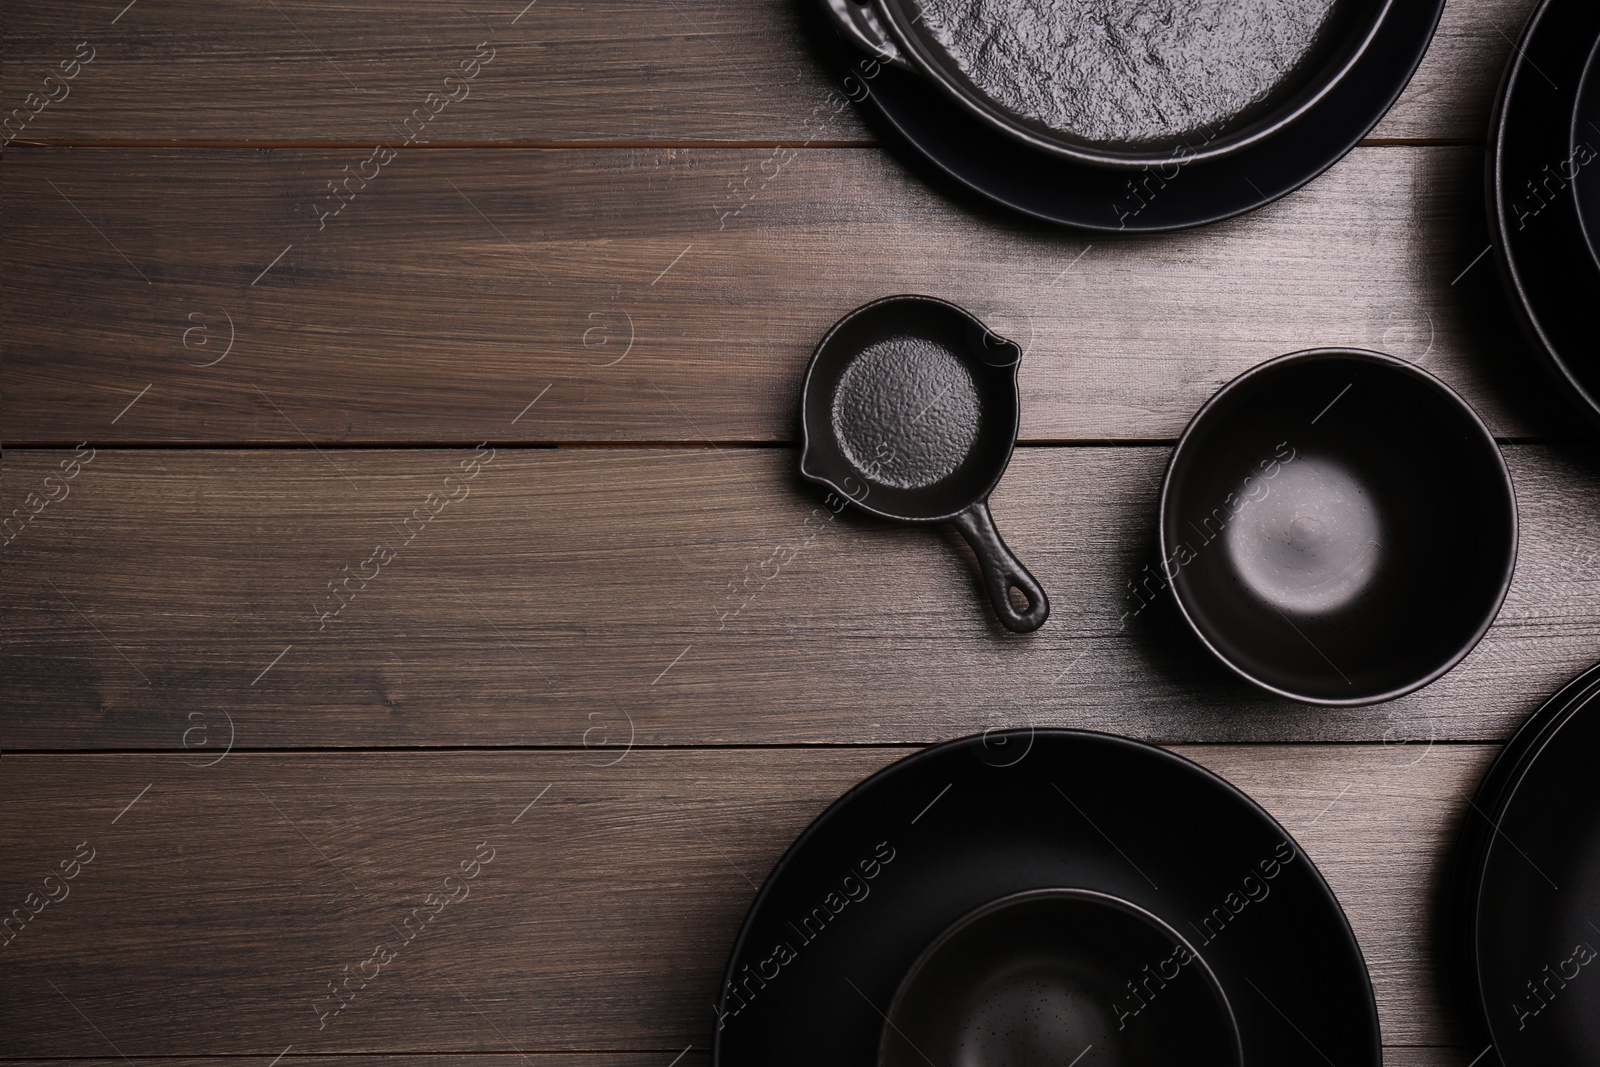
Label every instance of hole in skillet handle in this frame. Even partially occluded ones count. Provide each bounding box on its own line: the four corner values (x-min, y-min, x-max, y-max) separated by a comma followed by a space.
950, 500, 1049, 633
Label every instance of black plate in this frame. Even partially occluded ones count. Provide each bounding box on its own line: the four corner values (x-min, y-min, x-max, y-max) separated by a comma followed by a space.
1447, 661, 1600, 1036
1472, 687, 1600, 1063
1489, 0, 1600, 427
711, 730, 1379, 1066
823, 0, 1442, 231
1577, 38, 1600, 272
1159, 349, 1516, 706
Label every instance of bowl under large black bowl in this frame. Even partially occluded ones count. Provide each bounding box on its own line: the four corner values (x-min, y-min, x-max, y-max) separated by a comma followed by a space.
881, 888, 1242, 1067
1160, 349, 1516, 705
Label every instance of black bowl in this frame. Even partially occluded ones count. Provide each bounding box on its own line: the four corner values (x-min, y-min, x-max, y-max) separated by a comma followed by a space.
1159, 349, 1516, 705
881, 888, 1242, 1067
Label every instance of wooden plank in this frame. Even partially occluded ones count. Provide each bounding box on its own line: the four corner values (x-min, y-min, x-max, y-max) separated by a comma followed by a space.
5, 445, 1597, 750
0, 0, 1535, 144
1, 144, 1573, 446
0, 1062, 1484, 1067
1369, 0, 1534, 143
0, 745, 1493, 1053
4, 1061, 706, 1067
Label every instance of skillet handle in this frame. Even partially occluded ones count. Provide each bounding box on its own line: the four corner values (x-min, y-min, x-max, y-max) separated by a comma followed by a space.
821, 0, 911, 70
950, 502, 1049, 633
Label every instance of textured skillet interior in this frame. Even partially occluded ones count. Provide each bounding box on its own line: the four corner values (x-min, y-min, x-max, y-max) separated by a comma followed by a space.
903, 0, 1377, 152
830, 335, 982, 491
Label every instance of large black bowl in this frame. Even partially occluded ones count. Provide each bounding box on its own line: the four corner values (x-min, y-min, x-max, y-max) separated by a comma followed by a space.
711, 730, 1382, 1066
1160, 349, 1516, 705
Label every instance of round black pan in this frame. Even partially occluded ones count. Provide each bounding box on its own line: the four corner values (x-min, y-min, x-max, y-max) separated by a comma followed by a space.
709, 730, 1381, 1067
1489, 0, 1600, 428
825, 0, 1394, 170
810, 0, 1442, 231
799, 295, 1048, 633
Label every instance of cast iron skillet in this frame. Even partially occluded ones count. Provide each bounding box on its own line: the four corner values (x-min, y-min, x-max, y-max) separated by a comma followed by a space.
1472, 686, 1600, 1063
882, 888, 1242, 1067
1488, 0, 1600, 428
799, 295, 1048, 633
810, 0, 1443, 230
709, 729, 1381, 1066
822, 0, 1393, 169
1160, 349, 1516, 705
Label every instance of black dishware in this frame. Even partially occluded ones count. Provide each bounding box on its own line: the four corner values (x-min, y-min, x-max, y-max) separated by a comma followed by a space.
1445, 660, 1600, 1049
882, 888, 1242, 1067
813, 0, 1443, 230
821, 0, 1393, 169
1489, 0, 1600, 427
1577, 39, 1600, 272
799, 295, 1048, 632
1468, 681, 1600, 1063
1160, 349, 1516, 705
711, 729, 1381, 1066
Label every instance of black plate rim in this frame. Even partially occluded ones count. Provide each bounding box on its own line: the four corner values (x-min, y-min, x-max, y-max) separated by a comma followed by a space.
1157, 347, 1518, 707
1469, 680, 1600, 1062
1488, 0, 1600, 427
1447, 659, 1600, 1031
1570, 34, 1600, 273
796, 293, 1021, 523
709, 728, 1381, 1065
836, 0, 1444, 232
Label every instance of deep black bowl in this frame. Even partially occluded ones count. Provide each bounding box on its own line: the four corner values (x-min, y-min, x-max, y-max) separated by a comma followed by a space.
881, 888, 1242, 1067
1159, 349, 1516, 705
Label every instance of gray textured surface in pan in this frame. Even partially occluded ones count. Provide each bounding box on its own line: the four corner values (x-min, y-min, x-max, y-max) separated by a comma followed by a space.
904, 0, 1378, 154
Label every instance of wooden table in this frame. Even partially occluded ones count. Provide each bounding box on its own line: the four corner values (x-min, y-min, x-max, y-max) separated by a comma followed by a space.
2, 0, 1594, 1062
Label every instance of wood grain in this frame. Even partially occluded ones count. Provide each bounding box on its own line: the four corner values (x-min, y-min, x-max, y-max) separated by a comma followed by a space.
1, 144, 1576, 447
0, 1059, 1484, 1067
0, 0, 1537, 144
0, 745, 1492, 1054
5, 1061, 707, 1067
6, 445, 1598, 750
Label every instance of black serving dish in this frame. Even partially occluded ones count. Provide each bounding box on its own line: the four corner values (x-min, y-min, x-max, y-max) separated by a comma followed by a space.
812, 0, 1442, 230
882, 888, 1242, 1067
1470, 685, 1600, 1063
711, 729, 1381, 1066
1489, 0, 1600, 428
1160, 349, 1516, 705
1445, 660, 1600, 1055
821, 0, 1393, 170
799, 295, 1048, 632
